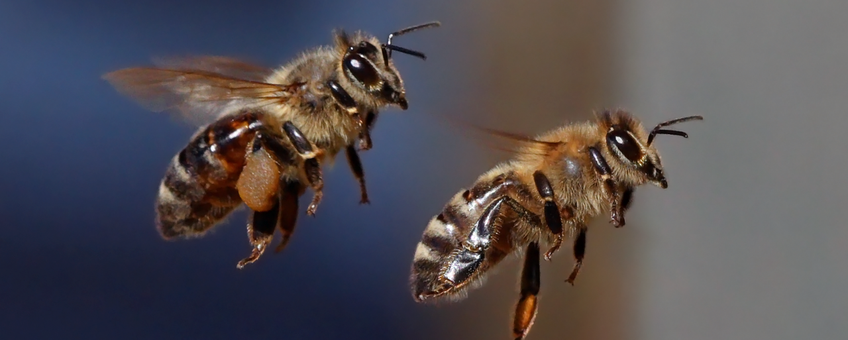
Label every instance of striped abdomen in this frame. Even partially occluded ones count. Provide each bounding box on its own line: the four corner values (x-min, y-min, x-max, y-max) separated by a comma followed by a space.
411, 173, 522, 302
156, 111, 264, 238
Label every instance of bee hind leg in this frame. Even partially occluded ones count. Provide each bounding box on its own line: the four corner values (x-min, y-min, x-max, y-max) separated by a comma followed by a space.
282, 122, 324, 216
513, 242, 541, 340
237, 132, 285, 212
442, 198, 505, 286
444, 195, 541, 284
237, 198, 280, 269
235, 132, 301, 267
275, 181, 301, 253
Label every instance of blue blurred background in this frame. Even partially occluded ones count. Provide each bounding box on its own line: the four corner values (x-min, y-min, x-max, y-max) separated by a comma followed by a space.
2, 0, 848, 339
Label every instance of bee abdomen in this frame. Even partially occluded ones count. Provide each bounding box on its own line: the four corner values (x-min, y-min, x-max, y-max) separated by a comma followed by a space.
157, 198, 237, 239
155, 111, 265, 239
411, 205, 470, 301
156, 155, 240, 238
414, 207, 465, 261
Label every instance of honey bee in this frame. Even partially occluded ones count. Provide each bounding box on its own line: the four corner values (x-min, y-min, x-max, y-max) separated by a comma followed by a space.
410, 109, 702, 339
104, 21, 440, 268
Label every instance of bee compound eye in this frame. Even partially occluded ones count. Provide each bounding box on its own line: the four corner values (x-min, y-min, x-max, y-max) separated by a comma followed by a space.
357, 41, 379, 56
606, 129, 643, 163
343, 53, 380, 87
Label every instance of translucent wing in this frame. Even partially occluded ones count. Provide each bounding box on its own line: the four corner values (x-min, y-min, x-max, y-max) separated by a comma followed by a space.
471, 125, 561, 156
151, 56, 270, 82
437, 114, 559, 156
103, 56, 296, 126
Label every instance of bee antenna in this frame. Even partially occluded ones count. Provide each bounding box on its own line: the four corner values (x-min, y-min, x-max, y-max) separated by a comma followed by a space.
382, 21, 441, 65
647, 115, 704, 145
383, 44, 427, 60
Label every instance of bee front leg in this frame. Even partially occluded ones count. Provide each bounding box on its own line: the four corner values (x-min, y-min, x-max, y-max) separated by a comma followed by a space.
328, 79, 374, 151
621, 186, 634, 212
282, 122, 324, 216
357, 111, 377, 151
532, 171, 566, 260
345, 146, 370, 204
303, 159, 323, 216
513, 242, 541, 340
588, 146, 625, 227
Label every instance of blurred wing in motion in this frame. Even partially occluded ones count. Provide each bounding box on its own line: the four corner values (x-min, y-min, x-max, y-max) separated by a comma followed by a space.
152, 56, 271, 82
103, 56, 295, 126
440, 115, 560, 156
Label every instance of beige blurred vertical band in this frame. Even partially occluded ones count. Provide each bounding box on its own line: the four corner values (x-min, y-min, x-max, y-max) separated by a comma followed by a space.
466, 1, 631, 339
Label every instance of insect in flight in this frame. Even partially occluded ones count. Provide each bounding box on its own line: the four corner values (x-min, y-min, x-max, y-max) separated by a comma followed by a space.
104, 21, 440, 269
410, 109, 702, 339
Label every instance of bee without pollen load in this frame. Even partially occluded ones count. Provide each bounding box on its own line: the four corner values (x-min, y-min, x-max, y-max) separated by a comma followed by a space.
410, 109, 702, 340
104, 21, 440, 269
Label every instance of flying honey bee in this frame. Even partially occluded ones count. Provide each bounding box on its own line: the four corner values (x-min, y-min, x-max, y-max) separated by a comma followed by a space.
104, 21, 440, 269
410, 109, 702, 339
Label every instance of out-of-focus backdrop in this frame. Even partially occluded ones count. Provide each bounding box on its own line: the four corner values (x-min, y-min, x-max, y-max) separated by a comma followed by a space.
2, 0, 847, 339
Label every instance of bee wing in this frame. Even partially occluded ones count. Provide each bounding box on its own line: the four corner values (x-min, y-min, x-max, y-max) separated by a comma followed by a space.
440, 116, 559, 156
103, 57, 294, 126
151, 56, 271, 82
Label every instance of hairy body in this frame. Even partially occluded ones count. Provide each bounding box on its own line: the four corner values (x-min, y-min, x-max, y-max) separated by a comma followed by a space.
411, 109, 702, 339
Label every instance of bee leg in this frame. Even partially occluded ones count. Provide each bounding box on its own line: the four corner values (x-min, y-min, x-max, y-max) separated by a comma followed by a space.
329, 79, 358, 115
621, 186, 634, 212
328, 79, 375, 151
588, 146, 624, 227
443, 197, 506, 286
236, 132, 282, 212
532, 171, 565, 260
467, 175, 544, 230
345, 146, 370, 204
282, 122, 324, 216
513, 242, 541, 340
565, 225, 587, 285
357, 111, 377, 151
275, 181, 301, 253
303, 159, 323, 216
236, 198, 280, 269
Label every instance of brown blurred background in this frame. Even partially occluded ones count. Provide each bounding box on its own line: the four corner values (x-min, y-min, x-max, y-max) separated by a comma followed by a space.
2, 0, 847, 339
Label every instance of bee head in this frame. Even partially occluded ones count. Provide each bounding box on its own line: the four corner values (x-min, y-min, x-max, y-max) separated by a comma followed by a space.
599, 110, 703, 188
335, 22, 440, 110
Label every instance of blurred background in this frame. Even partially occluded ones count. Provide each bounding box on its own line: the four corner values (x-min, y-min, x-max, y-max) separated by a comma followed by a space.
2, 0, 847, 339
